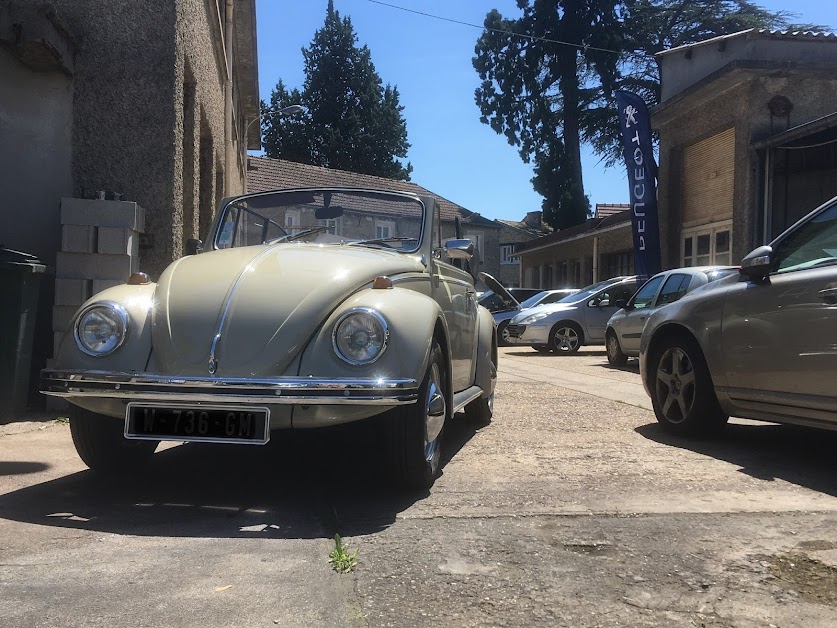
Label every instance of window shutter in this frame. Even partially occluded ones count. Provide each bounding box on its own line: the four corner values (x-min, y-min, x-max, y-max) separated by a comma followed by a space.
681, 128, 735, 229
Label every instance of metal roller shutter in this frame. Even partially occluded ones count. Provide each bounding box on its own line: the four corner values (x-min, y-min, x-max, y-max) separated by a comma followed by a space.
681, 128, 735, 229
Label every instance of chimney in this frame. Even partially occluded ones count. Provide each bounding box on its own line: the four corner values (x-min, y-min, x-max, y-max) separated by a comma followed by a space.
523, 211, 542, 229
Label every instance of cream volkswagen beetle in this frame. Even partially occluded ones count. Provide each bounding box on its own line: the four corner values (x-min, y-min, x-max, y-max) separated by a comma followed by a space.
41, 188, 497, 489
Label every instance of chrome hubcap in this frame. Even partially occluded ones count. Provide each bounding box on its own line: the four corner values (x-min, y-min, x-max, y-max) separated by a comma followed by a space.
554, 327, 579, 352
655, 347, 696, 423
424, 363, 446, 462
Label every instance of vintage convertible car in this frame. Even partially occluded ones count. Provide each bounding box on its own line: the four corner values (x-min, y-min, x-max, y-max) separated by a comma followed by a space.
41, 188, 497, 489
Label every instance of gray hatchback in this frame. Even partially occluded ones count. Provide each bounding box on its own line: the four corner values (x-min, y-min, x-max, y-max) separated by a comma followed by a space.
640, 195, 837, 435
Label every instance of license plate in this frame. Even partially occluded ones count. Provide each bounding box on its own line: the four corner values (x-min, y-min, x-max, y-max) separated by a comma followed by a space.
125, 403, 269, 444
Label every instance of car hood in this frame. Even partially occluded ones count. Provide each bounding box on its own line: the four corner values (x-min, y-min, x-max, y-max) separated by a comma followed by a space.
151, 244, 424, 376
478, 272, 520, 308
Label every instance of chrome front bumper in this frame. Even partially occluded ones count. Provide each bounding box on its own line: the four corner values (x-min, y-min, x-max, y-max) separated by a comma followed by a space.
41, 369, 419, 405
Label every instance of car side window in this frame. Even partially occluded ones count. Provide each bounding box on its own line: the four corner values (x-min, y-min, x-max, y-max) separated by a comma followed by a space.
631, 275, 665, 309
656, 274, 691, 306
590, 284, 634, 308
774, 203, 837, 273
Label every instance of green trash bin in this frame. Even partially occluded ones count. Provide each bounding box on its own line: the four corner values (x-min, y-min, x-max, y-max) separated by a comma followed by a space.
0, 247, 48, 412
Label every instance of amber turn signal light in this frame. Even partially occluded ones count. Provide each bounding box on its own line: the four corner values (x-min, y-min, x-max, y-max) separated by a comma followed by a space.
127, 272, 151, 285
372, 276, 393, 289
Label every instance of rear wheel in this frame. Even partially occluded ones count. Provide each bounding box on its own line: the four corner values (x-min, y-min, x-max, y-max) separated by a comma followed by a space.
649, 335, 728, 436
550, 322, 582, 354
385, 340, 447, 490
70, 406, 158, 473
606, 331, 628, 366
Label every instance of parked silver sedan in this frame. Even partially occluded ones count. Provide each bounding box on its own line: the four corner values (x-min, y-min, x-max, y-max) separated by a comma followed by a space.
605, 266, 738, 365
640, 195, 837, 435
479, 274, 578, 346
506, 276, 639, 353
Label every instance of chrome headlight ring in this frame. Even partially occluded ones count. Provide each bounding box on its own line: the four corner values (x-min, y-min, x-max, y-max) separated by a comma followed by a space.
74, 301, 130, 357
332, 307, 390, 366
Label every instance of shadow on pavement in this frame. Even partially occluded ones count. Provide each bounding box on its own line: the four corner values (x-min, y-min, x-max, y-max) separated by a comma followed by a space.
598, 360, 640, 372
635, 421, 837, 497
0, 461, 51, 476
0, 416, 479, 540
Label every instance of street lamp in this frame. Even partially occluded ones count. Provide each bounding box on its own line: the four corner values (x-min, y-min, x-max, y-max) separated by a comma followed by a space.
245, 104, 304, 142
243, 104, 304, 193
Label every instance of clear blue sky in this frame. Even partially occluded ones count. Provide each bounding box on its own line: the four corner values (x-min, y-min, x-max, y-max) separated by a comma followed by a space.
253, 0, 833, 223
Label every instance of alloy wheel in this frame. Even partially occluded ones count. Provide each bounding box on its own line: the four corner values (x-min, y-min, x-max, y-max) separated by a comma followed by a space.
655, 346, 696, 423
553, 326, 580, 353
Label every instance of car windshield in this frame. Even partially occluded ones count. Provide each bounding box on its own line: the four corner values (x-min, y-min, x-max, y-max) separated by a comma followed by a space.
214, 189, 425, 253
556, 279, 622, 304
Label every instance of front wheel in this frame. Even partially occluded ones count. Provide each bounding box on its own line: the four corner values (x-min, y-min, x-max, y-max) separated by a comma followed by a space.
606, 331, 628, 366
649, 336, 728, 436
385, 340, 447, 490
550, 322, 582, 354
69, 406, 158, 473
497, 321, 512, 347
465, 356, 496, 426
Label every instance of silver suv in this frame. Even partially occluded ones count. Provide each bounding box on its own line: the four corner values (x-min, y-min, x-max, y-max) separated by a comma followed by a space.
640, 195, 837, 435
506, 276, 639, 353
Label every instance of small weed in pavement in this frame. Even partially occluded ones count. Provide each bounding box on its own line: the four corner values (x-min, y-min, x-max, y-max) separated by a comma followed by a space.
329, 534, 358, 574
55, 417, 69, 424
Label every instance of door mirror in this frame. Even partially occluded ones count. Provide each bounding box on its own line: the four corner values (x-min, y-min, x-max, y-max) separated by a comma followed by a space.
185, 238, 204, 255
444, 239, 474, 260
740, 245, 773, 279
613, 298, 628, 309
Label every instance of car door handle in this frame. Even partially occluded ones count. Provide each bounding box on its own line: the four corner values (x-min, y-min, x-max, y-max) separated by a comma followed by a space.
819, 287, 837, 304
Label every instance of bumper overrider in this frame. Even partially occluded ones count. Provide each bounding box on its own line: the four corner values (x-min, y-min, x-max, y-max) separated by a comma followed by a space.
40, 369, 419, 405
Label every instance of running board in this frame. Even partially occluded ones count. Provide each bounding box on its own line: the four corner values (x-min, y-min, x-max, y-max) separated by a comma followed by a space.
452, 386, 483, 413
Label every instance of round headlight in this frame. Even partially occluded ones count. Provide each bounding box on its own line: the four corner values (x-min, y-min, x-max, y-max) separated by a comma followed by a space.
74, 302, 129, 357
332, 308, 389, 365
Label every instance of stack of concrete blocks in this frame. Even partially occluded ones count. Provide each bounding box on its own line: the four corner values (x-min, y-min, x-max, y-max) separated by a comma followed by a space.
51, 198, 146, 369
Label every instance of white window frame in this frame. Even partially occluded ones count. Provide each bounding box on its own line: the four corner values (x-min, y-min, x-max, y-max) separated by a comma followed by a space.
500, 244, 517, 264
375, 219, 395, 239
682, 220, 733, 267
319, 217, 339, 235
285, 209, 301, 230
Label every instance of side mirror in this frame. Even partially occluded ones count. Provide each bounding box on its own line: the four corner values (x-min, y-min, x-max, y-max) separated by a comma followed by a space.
185, 238, 204, 255
740, 245, 773, 279
614, 298, 628, 309
444, 239, 474, 260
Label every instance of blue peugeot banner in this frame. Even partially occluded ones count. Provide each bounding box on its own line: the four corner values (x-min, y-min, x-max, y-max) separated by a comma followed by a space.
615, 90, 661, 279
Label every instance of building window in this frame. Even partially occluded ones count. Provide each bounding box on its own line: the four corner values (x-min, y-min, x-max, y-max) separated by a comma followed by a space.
285, 210, 300, 229
320, 218, 338, 235
375, 219, 395, 239
682, 221, 732, 266
601, 251, 633, 279
500, 244, 517, 264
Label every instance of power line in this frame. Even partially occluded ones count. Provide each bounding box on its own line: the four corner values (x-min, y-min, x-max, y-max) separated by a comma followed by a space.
366, 0, 643, 57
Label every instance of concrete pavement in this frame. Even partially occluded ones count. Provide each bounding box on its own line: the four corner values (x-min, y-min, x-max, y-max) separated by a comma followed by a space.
2, 347, 837, 627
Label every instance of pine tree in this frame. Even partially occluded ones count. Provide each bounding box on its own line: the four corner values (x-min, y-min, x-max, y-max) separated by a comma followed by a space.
262, 1, 412, 180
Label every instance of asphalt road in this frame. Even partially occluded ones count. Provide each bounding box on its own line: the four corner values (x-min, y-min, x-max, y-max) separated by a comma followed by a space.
2, 347, 837, 627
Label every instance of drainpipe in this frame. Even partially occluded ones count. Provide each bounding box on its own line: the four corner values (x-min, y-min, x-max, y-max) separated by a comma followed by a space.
224, 0, 234, 196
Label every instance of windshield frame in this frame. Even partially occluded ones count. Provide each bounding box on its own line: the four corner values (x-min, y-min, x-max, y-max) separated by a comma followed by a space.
212, 187, 427, 253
